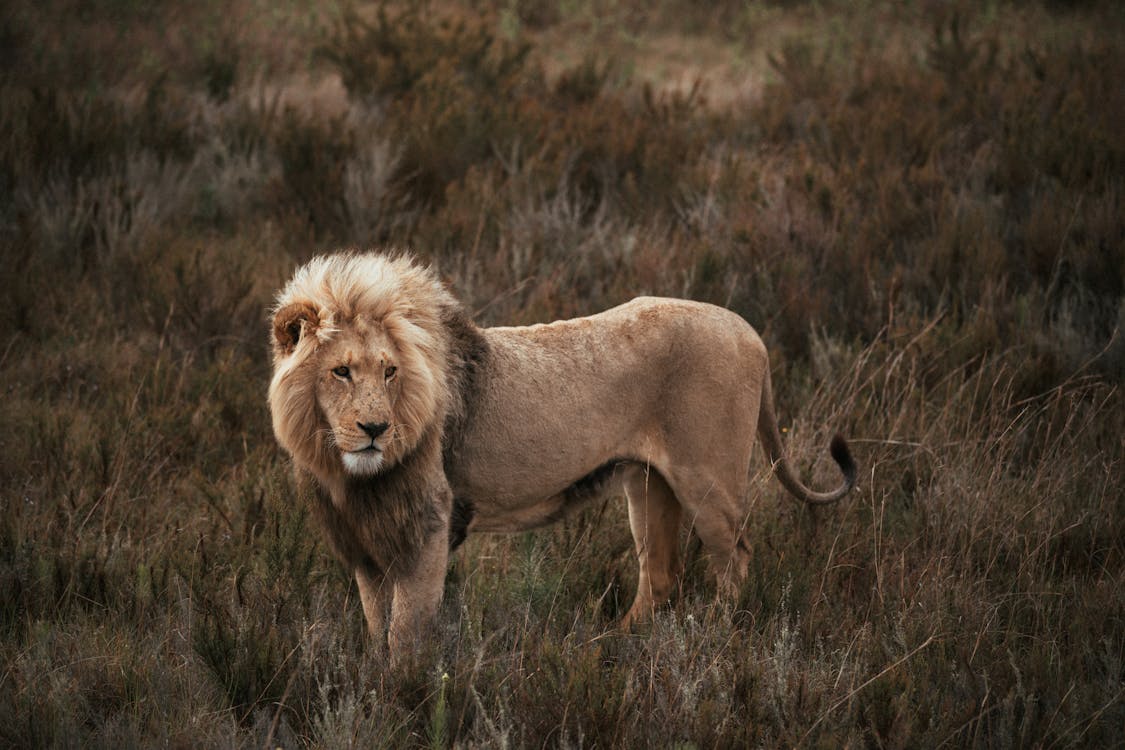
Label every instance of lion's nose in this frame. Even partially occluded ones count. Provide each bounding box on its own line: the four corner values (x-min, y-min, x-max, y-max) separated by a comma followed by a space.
358, 421, 390, 439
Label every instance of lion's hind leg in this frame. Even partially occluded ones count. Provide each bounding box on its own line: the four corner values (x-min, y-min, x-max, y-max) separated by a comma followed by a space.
663, 472, 753, 603
620, 463, 683, 630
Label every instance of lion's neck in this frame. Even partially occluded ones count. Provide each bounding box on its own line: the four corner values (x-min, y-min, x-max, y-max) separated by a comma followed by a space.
440, 310, 490, 463
312, 429, 448, 575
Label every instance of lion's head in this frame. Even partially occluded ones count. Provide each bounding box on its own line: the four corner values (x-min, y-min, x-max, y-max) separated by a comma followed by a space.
268, 252, 456, 481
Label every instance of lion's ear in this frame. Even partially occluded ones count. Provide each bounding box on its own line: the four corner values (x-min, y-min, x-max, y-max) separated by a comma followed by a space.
273, 302, 319, 355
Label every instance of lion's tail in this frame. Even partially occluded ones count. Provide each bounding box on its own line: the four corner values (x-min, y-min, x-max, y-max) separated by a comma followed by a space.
757, 368, 856, 506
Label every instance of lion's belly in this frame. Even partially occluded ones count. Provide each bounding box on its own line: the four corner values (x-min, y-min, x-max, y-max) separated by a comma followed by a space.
467, 495, 572, 532
447, 435, 629, 531
451, 455, 630, 532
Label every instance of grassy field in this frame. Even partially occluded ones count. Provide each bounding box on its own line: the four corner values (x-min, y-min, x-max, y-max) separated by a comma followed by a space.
1, 0, 1122, 746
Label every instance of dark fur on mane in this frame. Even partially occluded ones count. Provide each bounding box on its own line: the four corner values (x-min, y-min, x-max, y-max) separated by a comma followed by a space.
307, 430, 446, 577
439, 306, 490, 458
449, 497, 475, 550
302, 300, 491, 575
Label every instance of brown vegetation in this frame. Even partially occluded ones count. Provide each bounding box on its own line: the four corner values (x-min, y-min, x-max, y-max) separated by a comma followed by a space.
1, 1, 1122, 746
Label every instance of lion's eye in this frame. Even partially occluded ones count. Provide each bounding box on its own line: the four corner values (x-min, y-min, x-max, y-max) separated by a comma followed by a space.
384, 365, 397, 380
332, 365, 351, 379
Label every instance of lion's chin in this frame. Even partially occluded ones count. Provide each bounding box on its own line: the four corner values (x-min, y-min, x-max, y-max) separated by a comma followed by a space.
341, 449, 385, 476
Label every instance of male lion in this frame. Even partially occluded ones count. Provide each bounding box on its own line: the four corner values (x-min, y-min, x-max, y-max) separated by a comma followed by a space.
268, 251, 856, 658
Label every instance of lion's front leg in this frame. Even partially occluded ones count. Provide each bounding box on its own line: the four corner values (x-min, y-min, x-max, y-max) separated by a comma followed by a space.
355, 562, 390, 646
387, 528, 449, 663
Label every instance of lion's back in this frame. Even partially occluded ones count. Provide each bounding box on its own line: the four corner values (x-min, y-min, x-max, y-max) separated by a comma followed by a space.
484, 296, 764, 367
473, 295, 767, 438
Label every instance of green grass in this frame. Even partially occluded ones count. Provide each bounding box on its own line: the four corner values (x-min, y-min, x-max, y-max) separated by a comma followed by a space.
1, 0, 1122, 746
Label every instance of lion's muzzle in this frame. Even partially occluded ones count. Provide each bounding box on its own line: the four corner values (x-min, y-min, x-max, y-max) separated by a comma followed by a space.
336, 422, 393, 475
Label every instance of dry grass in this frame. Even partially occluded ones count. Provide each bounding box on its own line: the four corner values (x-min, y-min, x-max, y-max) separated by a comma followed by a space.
1, 0, 1122, 746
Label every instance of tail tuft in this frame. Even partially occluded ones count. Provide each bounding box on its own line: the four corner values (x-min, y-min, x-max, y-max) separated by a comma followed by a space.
829, 433, 858, 490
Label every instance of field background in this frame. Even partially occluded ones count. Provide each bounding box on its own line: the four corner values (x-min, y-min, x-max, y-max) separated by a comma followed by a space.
2, 0, 1122, 747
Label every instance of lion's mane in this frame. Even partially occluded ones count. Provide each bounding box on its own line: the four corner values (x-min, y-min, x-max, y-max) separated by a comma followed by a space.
267, 252, 485, 574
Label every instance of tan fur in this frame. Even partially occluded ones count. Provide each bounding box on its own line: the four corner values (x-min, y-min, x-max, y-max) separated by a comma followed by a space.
269, 250, 856, 659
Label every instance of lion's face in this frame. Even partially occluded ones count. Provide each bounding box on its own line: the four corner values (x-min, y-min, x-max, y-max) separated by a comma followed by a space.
270, 304, 446, 481
315, 321, 405, 476
269, 253, 454, 482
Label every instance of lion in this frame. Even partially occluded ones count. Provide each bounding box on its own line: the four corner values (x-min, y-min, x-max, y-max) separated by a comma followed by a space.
268, 251, 856, 658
